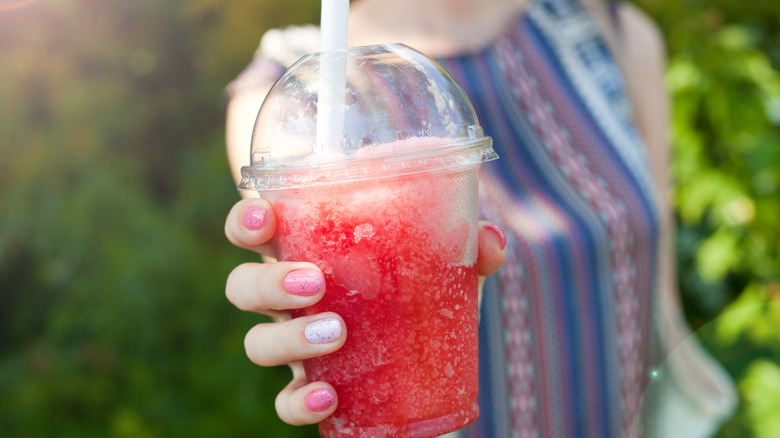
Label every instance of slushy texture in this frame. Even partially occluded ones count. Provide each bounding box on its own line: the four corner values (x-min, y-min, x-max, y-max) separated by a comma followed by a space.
240, 45, 496, 436
269, 139, 482, 437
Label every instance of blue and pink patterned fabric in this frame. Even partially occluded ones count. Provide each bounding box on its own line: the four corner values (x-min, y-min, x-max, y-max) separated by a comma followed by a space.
437, 1, 661, 436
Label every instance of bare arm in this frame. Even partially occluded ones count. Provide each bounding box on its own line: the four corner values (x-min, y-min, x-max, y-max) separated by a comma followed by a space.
587, 0, 675, 314
226, 88, 270, 190
616, 3, 738, 418
615, 2, 678, 317
618, 2, 670, 210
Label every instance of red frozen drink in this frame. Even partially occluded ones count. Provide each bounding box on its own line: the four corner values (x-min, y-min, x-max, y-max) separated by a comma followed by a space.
267, 139, 481, 437
239, 44, 497, 437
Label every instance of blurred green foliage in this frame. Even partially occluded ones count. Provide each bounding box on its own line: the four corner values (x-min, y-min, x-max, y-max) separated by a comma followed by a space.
0, 0, 778, 437
0, 0, 320, 436
633, 0, 780, 436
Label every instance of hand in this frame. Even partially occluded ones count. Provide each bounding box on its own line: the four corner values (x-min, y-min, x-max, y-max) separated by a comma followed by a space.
224, 197, 507, 426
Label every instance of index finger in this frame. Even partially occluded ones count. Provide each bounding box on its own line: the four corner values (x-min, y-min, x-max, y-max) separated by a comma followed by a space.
225, 197, 277, 258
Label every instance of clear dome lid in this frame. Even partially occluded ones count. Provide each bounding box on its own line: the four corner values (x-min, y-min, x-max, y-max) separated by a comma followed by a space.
239, 44, 497, 191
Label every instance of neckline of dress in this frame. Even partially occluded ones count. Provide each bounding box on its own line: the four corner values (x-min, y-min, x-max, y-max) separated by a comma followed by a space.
433, 0, 534, 61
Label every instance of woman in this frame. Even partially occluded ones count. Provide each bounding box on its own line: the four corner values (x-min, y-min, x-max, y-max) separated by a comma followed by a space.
224, 0, 735, 436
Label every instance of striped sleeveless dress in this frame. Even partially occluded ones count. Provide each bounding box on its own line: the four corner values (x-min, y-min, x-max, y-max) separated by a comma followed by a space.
436, 1, 661, 437
228, 0, 662, 436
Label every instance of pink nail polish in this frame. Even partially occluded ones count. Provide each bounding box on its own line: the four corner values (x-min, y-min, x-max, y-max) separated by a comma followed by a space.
284, 270, 324, 296
305, 318, 342, 344
242, 206, 266, 230
305, 388, 335, 412
484, 224, 507, 250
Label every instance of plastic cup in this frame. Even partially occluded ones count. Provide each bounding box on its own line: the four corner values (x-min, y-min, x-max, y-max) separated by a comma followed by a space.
239, 44, 497, 438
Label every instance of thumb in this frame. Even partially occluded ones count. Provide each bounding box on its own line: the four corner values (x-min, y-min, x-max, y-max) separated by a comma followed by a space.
477, 222, 507, 277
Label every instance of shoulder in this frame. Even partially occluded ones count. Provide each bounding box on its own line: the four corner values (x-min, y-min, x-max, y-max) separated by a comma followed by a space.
612, 2, 671, 205
610, 2, 668, 139
582, 2, 668, 127
581, 1, 666, 70
610, 2, 668, 126
255, 25, 321, 68
226, 25, 320, 99
584, 1, 671, 198
615, 2, 666, 71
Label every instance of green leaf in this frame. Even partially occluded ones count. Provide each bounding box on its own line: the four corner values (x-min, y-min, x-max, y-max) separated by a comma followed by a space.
715, 283, 765, 345
741, 359, 780, 438
696, 229, 740, 281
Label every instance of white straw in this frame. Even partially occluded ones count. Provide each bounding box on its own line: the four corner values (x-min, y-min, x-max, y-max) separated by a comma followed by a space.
316, 0, 349, 153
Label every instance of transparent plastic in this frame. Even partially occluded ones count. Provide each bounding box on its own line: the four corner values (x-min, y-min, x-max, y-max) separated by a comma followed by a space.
238, 44, 497, 438
239, 44, 496, 191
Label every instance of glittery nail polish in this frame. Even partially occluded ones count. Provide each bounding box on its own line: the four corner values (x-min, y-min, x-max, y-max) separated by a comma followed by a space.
242, 206, 266, 230
305, 388, 335, 412
305, 318, 342, 344
283, 270, 324, 296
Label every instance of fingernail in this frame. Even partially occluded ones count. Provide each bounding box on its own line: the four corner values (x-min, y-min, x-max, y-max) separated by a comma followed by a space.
305, 387, 335, 412
242, 206, 266, 230
484, 224, 507, 250
284, 270, 324, 296
305, 318, 342, 344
